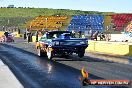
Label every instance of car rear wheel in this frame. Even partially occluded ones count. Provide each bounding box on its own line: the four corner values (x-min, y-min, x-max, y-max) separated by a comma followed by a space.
37, 48, 41, 56
37, 48, 46, 57
78, 52, 84, 58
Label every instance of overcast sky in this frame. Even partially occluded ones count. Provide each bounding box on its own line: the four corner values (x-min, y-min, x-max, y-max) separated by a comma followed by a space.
0, 0, 132, 13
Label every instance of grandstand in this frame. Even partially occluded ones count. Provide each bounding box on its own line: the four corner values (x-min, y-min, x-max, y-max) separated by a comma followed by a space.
26, 14, 132, 34
67, 15, 104, 33
28, 15, 70, 30
111, 14, 132, 31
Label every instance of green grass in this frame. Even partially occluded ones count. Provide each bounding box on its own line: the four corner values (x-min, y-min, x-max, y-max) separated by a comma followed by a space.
0, 17, 33, 26
0, 8, 110, 17
0, 8, 113, 28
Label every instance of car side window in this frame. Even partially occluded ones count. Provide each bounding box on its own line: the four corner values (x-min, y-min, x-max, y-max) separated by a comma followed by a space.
43, 34, 47, 39
53, 34, 57, 38
40, 34, 47, 41
47, 34, 55, 39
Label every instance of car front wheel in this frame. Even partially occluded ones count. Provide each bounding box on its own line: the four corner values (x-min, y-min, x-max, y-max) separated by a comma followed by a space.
47, 47, 53, 60
37, 48, 42, 57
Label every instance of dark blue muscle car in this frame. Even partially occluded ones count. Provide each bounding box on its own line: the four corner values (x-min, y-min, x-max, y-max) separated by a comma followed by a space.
36, 31, 88, 60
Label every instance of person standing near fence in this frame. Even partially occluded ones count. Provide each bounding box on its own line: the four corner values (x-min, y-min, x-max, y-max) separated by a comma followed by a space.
24, 32, 26, 40
26, 30, 32, 43
36, 31, 38, 42
27, 32, 31, 43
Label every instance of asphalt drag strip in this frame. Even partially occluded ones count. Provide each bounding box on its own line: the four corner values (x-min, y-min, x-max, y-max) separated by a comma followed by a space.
0, 44, 130, 88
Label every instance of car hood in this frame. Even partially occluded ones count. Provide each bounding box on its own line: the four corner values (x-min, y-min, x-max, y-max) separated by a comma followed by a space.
52, 38, 88, 41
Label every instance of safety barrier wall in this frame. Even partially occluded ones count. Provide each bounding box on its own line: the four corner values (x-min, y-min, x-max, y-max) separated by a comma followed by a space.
86, 40, 132, 56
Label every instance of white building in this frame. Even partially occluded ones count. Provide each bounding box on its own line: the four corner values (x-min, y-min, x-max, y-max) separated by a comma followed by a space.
7, 5, 14, 8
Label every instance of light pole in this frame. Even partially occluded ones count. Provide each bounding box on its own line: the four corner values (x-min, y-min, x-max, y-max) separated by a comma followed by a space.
45, 18, 48, 29
8, 19, 10, 24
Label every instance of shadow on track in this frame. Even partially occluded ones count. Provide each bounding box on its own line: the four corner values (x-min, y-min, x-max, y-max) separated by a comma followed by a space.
53, 54, 114, 63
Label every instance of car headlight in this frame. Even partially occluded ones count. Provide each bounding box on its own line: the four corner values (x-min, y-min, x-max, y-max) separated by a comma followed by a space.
80, 41, 85, 44
55, 41, 59, 45
80, 41, 88, 44
86, 40, 88, 44
53, 41, 60, 45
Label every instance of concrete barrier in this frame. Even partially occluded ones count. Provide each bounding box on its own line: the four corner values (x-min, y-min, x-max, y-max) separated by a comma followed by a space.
13, 32, 21, 37
32, 36, 41, 42
0, 31, 4, 37
0, 60, 23, 88
86, 40, 132, 56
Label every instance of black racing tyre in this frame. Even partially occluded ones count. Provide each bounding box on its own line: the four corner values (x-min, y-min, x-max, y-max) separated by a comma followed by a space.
37, 48, 46, 57
78, 53, 84, 58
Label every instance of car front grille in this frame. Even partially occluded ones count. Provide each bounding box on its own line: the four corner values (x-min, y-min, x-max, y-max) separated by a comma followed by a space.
60, 41, 81, 45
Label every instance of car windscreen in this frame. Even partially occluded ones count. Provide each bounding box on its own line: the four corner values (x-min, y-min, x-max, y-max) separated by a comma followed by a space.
47, 32, 72, 39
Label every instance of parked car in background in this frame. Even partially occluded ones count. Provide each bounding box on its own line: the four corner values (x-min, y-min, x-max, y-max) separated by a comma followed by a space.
6, 33, 15, 42
36, 31, 88, 60
1, 32, 15, 42
0, 35, 5, 42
